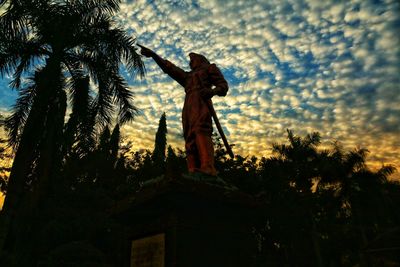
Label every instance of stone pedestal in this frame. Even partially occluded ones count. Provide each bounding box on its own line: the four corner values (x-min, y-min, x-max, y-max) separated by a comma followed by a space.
113, 175, 260, 267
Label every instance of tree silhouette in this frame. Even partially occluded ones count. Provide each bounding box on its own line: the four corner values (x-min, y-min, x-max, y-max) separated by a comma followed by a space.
252, 130, 399, 266
61, 127, 398, 266
152, 112, 167, 175
2, 100, 400, 267
62, 75, 95, 157
0, 0, 144, 252
316, 144, 397, 263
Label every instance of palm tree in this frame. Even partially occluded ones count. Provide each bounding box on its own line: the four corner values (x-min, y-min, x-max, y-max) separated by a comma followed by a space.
269, 130, 324, 266
271, 129, 321, 193
317, 143, 397, 265
0, 0, 144, 250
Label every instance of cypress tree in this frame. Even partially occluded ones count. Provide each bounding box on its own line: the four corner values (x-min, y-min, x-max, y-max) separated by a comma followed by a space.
109, 124, 120, 166
152, 113, 167, 171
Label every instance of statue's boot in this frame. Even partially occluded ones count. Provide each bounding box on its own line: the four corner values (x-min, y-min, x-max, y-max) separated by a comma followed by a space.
196, 134, 217, 176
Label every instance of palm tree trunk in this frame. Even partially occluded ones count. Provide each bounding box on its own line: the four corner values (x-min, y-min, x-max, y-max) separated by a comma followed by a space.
0, 89, 48, 250
0, 57, 64, 251
31, 89, 66, 208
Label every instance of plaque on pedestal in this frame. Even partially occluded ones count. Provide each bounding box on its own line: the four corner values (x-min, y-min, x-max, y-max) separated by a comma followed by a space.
131, 233, 165, 267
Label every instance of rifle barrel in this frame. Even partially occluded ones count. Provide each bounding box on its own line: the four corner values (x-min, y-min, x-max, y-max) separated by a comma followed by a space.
206, 100, 234, 159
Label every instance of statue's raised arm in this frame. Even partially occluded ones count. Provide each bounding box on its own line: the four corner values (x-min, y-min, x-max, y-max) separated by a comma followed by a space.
138, 44, 187, 87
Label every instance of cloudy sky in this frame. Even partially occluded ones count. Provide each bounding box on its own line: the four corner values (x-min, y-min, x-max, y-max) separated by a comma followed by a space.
0, 0, 399, 178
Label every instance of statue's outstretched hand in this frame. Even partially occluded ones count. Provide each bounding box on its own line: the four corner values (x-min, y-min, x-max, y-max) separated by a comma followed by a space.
138, 44, 154, 58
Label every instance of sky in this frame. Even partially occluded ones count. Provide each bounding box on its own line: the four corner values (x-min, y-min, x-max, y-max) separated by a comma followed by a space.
0, 0, 399, 179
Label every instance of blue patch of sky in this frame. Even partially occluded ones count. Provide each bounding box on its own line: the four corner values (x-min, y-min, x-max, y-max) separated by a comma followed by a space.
247, 114, 260, 121
228, 107, 241, 115
357, 85, 376, 95
296, 51, 320, 76
290, 15, 305, 25
190, 0, 201, 10
139, 32, 158, 45
0, 82, 18, 109
347, 19, 361, 27
280, 62, 301, 80
282, 108, 299, 119
371, 0, 385, 5
335, 50, 353, 62
227, 118, 237, 125
352, 3, 361, 12
299, 101, 323, 114
221, 67, 243, 86
256, 70, 273, 83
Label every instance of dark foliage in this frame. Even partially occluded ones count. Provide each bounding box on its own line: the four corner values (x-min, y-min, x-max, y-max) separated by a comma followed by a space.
1, 104, 399, 266
0, 0, 144, 256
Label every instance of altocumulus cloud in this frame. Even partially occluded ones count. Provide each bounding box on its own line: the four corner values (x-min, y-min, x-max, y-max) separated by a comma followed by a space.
0, 0, 398, 178
113, 0, 400, 178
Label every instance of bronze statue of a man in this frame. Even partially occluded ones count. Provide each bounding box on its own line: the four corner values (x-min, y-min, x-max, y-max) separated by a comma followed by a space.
139, 45, 229, 176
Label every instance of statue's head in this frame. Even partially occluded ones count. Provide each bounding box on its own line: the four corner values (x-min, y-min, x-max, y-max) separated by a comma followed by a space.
189, 52, 210, 70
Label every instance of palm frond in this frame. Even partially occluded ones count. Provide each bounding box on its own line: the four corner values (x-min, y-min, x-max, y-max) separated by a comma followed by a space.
377, 165, 396, 182
0, 0, 30, 39
304, 132, 321, 147
286, 129, 301, 148
345, 148, 369, 172
94, 77, 114, 126
64, 71, 97, 156
4, 77, 37, 147
67, 51, 115, 126
272, 143, 289, 159
65, 0, 121, 16
75, 0, 121, 16
330, 141, 344, 160
77, 14, 145, 78
69, 47, 137, 125
11, 42, 47, 88
0, 36, 47, 81
109, 72, 137, 124
107, 28, 145, 78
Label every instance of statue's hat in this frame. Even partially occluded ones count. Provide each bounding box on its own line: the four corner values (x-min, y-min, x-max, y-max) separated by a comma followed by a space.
189, 52, 210, 65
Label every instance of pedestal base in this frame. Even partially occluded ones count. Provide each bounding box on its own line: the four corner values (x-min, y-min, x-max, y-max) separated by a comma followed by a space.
112, 174, 260, 267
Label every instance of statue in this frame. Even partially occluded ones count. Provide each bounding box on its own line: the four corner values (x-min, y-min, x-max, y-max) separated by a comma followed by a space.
139, 45, 229, 177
